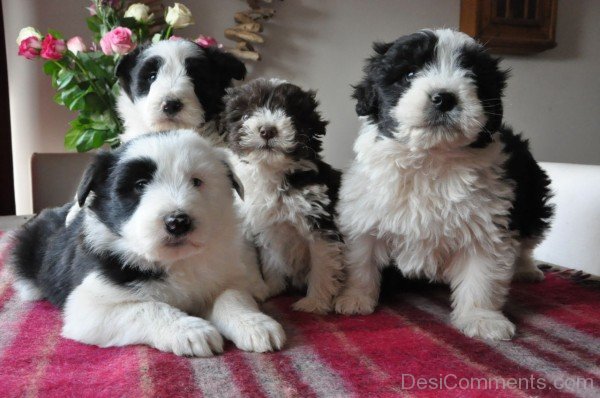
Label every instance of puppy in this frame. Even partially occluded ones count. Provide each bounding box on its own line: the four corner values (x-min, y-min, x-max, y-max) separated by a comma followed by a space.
10, 130, 285, 356
334, 29, 553, 340
115, 39, 246, 144
224, 78, 344, 314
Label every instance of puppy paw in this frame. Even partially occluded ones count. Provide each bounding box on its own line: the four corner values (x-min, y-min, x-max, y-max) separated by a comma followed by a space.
231, 313, 286, 353
159, 316, 224, 357
292, 297, 331, 314
453, 310, 515, 340
334, 292, 376, 315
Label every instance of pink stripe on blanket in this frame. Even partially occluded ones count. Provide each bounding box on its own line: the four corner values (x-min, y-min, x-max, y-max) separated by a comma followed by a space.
0, 302, 62, 397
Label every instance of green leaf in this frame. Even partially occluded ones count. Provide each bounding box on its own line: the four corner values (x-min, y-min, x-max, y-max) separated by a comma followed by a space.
60, 85, 82, 106
56, 70, 76, 90
84, 92, 107, 113
53, 92, 65, 106
86, 16, 101, 33
47, 29, 64, 39
43, 61, 61, 76
76, 129, 106, 152
120, 17, 138, 29
64, 126, 82, 150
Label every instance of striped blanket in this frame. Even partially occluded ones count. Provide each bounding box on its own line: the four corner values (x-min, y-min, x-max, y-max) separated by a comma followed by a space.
0, 233, 598, 397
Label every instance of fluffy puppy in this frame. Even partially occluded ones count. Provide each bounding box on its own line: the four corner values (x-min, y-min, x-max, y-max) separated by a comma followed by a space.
10, 130, 285, 356
224, 78, 344, 314
335, 29, 553, 340
116, 40, 246, 143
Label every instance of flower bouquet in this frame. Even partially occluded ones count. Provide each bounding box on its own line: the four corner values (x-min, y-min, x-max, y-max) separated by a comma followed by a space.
17, 1, 217, 152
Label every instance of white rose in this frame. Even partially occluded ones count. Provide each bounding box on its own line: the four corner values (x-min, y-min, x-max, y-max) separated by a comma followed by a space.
16, 26, 42, 45
124, 3, 154, 23
165, 3, 194, 29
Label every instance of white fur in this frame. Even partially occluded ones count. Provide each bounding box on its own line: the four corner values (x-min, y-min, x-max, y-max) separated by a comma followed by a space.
335, 30, 528, 340
56, 131, 284, 355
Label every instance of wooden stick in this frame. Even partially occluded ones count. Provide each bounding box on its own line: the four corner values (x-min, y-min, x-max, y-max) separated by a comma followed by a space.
225, 28, 264, 44
236, 22, 263, 33
234, 12, 255, 24
246, 8, 275, 19
228, 48, 261, 61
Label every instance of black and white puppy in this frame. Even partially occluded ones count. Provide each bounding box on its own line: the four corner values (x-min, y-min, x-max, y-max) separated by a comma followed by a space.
224, 78, 344, 314
10, 130, 285, 356
334, 29, 553, 340
116, 40, 246, 143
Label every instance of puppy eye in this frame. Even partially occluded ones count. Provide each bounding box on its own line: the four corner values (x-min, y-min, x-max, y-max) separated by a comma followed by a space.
191, 178, 203, 187
134, 179, 148, 192
405, 71, 416, 81
241, 115, 249, 122
148, 72, 157, 82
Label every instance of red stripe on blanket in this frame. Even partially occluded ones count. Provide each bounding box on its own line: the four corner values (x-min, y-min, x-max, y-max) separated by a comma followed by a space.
272, 297, 396, 397
146, 348, 201, 397
223, 347, 268, 398
395, 297, 576, 397
38, 340, 147, 398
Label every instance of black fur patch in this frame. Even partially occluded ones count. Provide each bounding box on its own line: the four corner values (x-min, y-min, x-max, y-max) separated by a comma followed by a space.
11, 204, 164, 308
284, 160, 343, 241
352, 31, 438, 135
500, 125, 554, 239
87, 155, 157, 235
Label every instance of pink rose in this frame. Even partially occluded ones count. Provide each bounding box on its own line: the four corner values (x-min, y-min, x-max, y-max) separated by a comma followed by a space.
195, 35, 219, 48
18, 36, 42, 60
67, 36, 87, 54
100, 27, 135, 55
169, 35, 183, 41
40, 34, 67, 60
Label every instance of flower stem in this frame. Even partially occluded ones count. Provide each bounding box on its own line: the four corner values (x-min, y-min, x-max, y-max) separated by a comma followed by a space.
68, 53, 121, 129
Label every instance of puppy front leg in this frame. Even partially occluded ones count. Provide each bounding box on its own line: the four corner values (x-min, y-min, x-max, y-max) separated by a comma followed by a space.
241, 238, 270, 301
208, 289, 286, 353
62, 274, 223, 357
334, 234, 388, 315
259, 246, 288, 298
293, 237, 344, 314
448, 248, 516, 340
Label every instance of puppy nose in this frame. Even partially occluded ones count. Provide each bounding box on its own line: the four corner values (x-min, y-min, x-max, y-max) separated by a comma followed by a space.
164, 212, 192, 236
259, 126, 278, 140
431, 92, 457, 112
162, 99, 183, 116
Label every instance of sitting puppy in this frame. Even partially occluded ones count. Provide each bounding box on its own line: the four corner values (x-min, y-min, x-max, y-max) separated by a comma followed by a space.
335, 29, 553, 340
9, 130, 285, 356
224, 78, 344, 314
115, 39, 246, 144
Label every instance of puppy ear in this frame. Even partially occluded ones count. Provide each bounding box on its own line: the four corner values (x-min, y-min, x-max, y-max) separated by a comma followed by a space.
203, 46, 247, 83
222, 160, 244, 200
76, 152, 115, 207
115, 45, 145, 100
213, 148, 244, 199
373, 41, 393, 55
352, 79, 378, 118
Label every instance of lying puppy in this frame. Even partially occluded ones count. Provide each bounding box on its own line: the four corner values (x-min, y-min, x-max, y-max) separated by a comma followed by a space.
224, 78, 344, 314
115, 39, 246, 144
335, 29, 553, 340
10, 130, 285, 356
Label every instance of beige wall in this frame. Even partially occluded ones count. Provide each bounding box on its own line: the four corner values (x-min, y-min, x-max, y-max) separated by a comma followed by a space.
4, 0, 599, 214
